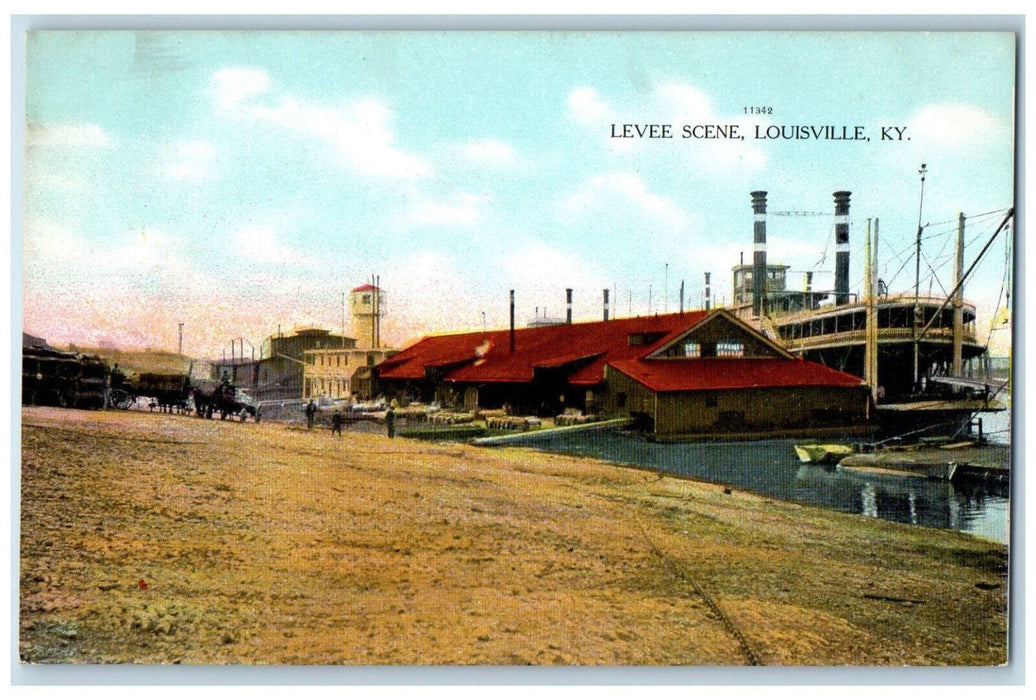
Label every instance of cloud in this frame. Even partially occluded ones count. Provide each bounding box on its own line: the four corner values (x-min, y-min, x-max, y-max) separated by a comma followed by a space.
22, 221, 207, 303
231, 224, 299, 265
162, 140, 216, 181
910, 103, 1003, 147
25, 169, 85, 191
108, 227, 180, 270
400, 192, 488, 227
23, 218, 87, 261
210, 67, 430, 179
456, 138, 518, 168
566, 87, 612, 126
212, 67, 271, 110
26, 122, 112, 148
560, 172, 688, 232
495, 243, 604, 295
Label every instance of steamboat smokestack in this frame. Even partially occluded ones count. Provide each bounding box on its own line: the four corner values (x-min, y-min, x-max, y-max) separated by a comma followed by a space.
751, 191, 768, 316
704, 272, 711, 311
603, 289, 610, 321
566, 288, 573, 324
834, 191, 852, 305
804, 271, 813, 293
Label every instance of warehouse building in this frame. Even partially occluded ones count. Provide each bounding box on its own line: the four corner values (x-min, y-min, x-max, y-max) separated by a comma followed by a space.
376, 308, 868, 437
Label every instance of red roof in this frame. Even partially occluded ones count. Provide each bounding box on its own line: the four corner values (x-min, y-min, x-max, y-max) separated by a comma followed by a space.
377, 310, 865, 392
378, 312, 707, 385
351, 284, 381, 292
608, 357, 864, 392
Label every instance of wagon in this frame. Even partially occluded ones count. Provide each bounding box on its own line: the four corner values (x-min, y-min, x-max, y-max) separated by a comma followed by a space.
109, 371, 191, 413
191, 379, 261, 421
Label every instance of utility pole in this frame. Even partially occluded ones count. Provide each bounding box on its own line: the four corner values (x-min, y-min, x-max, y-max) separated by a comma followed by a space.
912, 163, 928, 393
178, 322, 184, 355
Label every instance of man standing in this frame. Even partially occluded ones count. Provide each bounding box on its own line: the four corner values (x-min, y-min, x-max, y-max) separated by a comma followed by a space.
331, 409, 344, 437
305, 399, 317, 429
385, 406, 396, 439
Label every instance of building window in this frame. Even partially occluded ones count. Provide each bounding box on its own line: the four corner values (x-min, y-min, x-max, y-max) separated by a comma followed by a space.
616, 392, 627, 408
684, 342, 701, 357
716, 339, 744, 357
704, 392, 718, 408
629, 331, 667, 347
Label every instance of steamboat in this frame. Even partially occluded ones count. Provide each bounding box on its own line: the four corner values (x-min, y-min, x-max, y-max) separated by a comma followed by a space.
729, 180, 1011, 439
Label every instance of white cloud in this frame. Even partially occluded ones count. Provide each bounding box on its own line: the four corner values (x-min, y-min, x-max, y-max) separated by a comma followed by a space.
109, 227, 179, 270
457, 138, 518, 167
561, 173, 688, 231
232, 224, 299, 265
910, 103, 1003, 147
211, 67, 430, 179
401, 192, 488, 227
654, 82, 714, 121
23, 218, 87, 260
377, 253, 481, 339
24, 165, 85, 191
26, 123, 112, 148
566, 87, 612, 126
212, 67, 271, 110
496, 243, 604, 295
163, 140, 216, 181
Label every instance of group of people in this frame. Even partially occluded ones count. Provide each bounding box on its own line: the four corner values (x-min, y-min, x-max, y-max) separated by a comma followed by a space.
304, 398, 395, 438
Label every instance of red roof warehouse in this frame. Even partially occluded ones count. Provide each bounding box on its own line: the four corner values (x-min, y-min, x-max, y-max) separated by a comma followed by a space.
377, 309, 868, 438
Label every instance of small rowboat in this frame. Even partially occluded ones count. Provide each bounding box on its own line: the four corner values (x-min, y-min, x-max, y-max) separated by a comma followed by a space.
794, 443, 854, 464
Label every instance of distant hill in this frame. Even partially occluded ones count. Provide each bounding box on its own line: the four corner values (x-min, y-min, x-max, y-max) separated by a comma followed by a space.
67, 346, 194, 377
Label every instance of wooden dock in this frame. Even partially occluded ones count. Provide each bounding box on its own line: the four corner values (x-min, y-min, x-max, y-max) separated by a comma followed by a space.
471, 418, 633, 446
837, 443, 1010, 482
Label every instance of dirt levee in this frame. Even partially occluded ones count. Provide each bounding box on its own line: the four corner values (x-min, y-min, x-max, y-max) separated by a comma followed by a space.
19, 406, 1007, 665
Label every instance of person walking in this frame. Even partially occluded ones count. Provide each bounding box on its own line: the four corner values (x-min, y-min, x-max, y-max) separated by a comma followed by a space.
305, 399, 317, 429
385, 406, 396, 439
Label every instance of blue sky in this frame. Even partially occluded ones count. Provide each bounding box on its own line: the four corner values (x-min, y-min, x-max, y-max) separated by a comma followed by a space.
21, 30, 1016, 358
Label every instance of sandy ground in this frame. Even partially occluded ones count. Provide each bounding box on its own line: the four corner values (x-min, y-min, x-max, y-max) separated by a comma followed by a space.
19, 406, 1008, 666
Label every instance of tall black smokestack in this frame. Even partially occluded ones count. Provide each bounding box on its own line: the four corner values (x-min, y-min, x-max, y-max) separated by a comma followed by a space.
603, 289, 610, 321
566, 288, 573, 324
834, 191, 852, 305
751, 191, 768, 316
509, 290, 515, 354
704, 272, 711, 311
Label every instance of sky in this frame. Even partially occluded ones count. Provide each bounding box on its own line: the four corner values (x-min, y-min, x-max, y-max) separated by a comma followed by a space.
19, 30, 1017, 359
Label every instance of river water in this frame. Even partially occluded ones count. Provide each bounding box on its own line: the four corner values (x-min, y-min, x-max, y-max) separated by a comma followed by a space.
513, 424, 1012, 544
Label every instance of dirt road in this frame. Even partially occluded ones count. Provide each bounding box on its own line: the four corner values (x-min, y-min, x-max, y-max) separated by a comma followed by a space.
19, 406, 1008, 665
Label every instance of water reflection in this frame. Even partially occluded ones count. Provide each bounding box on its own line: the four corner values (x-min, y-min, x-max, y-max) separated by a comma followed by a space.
519, 430, 1010, 544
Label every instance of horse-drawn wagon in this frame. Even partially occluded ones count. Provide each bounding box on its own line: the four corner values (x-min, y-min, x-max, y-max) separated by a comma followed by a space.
109, 370, 192, 413
191, 379, 261, 421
